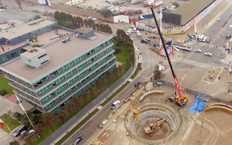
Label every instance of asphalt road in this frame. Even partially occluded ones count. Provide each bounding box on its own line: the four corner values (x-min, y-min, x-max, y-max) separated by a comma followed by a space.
64, 39, 156, 145
174, 4, 232, 70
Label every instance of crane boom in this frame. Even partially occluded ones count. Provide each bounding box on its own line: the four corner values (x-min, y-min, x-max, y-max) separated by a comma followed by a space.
147, 4, 182, 98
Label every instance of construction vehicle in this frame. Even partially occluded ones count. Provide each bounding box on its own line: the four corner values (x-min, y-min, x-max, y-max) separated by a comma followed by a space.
144, 118, 166, 136
131, 100, 141, 121
147, 4, 188, 107
133, 107, 141, 121
167, 92, 188, 107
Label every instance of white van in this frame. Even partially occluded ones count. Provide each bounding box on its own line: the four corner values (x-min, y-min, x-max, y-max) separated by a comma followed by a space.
229, 25, 232, 30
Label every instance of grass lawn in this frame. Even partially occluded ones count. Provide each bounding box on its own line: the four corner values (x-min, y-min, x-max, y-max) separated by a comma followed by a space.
131, 63, 142, 79
113, 39, 129, 64
0, 75, 14, 96
0, 114, 21, 133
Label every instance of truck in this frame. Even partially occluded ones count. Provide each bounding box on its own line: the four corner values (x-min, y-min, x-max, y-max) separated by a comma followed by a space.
131, 0, 143, 4
153, 1, 163, 8
137, 14, 153, 20
144, 0, 154, 7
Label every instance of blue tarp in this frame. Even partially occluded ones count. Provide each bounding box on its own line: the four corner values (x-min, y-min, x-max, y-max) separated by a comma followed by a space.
187, 97, 206, 113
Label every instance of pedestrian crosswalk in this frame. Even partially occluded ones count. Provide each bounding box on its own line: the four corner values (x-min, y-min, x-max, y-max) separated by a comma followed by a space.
177, 58, 221, 69
200, 43, 224, 51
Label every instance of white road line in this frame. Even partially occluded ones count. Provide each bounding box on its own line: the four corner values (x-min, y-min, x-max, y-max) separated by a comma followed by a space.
178, 58, 220, 69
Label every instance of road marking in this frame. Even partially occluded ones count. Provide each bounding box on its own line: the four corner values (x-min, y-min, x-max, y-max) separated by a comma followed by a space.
178, 58, 221, 69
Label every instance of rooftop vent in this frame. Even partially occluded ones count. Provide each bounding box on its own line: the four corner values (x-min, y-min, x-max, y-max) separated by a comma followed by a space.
28, 49, 38, 53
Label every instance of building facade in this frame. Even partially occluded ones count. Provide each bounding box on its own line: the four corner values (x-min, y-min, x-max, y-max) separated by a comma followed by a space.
1, 28, 116, 114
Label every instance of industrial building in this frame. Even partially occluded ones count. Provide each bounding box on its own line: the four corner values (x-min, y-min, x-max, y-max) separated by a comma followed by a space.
0, 9, 37, 23
0, 26, 116, 114
0, 19, 56, 64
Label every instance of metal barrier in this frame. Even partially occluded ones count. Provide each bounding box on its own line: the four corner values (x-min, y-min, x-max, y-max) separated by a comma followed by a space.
124, 98, 182, 144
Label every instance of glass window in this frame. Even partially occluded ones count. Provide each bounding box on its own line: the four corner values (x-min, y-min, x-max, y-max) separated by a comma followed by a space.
0, 55, 10, 63
42, 76, 50, 84
63, 64, 70, 72
75, 57, 80, 64
10, 50, 21, 58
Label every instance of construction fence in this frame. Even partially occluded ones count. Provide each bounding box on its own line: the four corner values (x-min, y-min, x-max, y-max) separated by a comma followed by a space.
124, 98, 182, 144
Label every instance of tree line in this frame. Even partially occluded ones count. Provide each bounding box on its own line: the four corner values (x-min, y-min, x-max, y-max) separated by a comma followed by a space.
54, 11, 112, 34
116, 29, 135, 65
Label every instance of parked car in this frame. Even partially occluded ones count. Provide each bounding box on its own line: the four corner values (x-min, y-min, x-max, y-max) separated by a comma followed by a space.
111, 100, 120, 109
130, 37, 134, 41
229, 25, 232, 30
141, 39, 148, 43
205, 52, 212, 56
23, 129, 35, 139
194, 49, 202, 53
217, 18, 220, 21
137, 33, 142, 37
134, 82, 141, 87
206, 38, 211, 43
202, 36, 207, 42
13, 125, 27, 137
226, 35, 232, 39
73, 136, 84, 145
145, 38, 150, 42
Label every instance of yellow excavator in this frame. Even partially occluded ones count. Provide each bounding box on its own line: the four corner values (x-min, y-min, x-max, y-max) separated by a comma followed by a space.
144, 119, 166, 136
167, 92, 188, 107
133, 107, 141, 121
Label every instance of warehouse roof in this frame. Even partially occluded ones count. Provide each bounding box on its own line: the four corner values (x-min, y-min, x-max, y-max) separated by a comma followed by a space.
172, 0, 215, 25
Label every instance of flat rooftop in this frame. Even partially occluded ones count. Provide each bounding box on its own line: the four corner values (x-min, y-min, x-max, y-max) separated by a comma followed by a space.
172, 0, 215, 25
0, 9, 36, 18
0, 19, 56, 40
0, 28, 70, 55
2, 31, 111, 82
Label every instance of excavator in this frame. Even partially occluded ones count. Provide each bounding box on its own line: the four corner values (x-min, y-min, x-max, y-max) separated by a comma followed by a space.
147, 3, 188, 107
144, 118, 166, 136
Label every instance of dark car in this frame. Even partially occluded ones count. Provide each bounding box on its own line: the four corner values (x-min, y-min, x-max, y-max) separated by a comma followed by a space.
226, 35, 231, 39
13, 125, 27, 137
73, 136, 84, 145
134, 82, 141, 87
141, 39, 148, 43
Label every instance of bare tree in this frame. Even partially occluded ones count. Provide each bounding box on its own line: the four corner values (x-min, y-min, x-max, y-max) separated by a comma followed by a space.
58, 110, 67, 124
43, 113, 55, 132
66, 102, 75, 115
72, 96, 81, 110
34, 124, 45, 139
81, 91, 89, 103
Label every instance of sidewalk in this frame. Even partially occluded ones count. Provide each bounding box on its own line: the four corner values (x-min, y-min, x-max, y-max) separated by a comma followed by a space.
51, 45, 141, 144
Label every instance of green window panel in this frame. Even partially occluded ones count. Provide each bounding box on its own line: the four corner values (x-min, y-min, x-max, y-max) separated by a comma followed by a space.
41, 96, 50, 103
76, 83, 80, 88
87, 59, 92, 65
42, 76, 49, 84
63, 64, 70, 72
51, 106, 61, 114
10, 50, 21, 58
45, 103, 52, 110
68, 61, 74, 68
45, 84, 53, 91
70, 86, 76, 92
68, 79, 74, 86
57, 68, 63, 75
38, 88, 46, 96
100, 44, 104, 49
65, 71, 72, 79
74, 57, 80, 64
0, 55, 10, 63
71, 69, 77, 74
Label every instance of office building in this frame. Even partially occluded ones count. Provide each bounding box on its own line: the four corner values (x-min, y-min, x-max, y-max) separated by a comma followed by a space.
0, 27, 115, 114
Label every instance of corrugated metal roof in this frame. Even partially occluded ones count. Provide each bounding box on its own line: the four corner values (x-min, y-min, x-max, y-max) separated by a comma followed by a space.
172, 0, 215, 25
